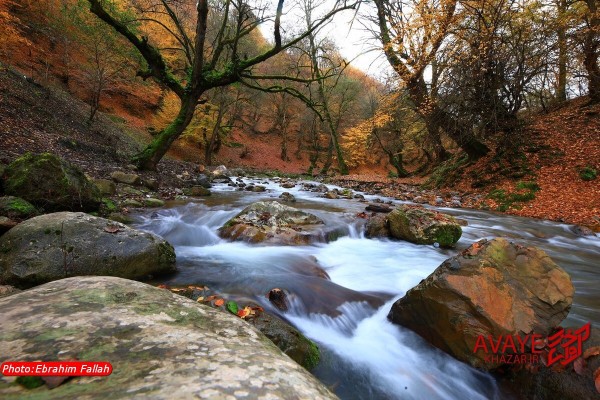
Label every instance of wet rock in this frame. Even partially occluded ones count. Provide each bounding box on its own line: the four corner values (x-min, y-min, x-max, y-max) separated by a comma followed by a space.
324, 191, 338, 199
4, 153, 101, 212
316, 184, 329, 193
0, 196, 38, 220
116, 184, 144, 196
212, 165, 229, 177
251, 185, 267, 192
388, 238, 574, 370
435, 196, 444, 205
365, 213, 390, 238
219, 201, 324, 245
0, 284, 19, 298
247, 309, 320, 371
143, 198, 165, 208
354, 194, 365, 200
570, 225, 596, 237
507, 326, 600, 400
0, 277, 336, 399
388, 205, 462, 248
142, 178, 159, 191
184, 186, 211, 197
413, 196, 427, 204
365, 204, 392, 213
281, 182, 296, 189
268, 288, 289, 311
107, 212, 134, 225
92, 179, 116, 196
212, 177, 232, 184
0, 212, 176, 288
0, 217, 17, 235
279, 192, 296, 202
110, 171, 141, 186
121, 199, 143, 208
455, 218, 469, 226
196, 174, 212, 188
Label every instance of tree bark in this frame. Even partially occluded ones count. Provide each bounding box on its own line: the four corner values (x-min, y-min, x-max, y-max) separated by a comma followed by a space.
584, 0, 600, 103
132, 95, 200, 170
556, 0, 568, 102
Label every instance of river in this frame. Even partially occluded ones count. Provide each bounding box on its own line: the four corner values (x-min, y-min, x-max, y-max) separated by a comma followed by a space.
133, 177, 600, 400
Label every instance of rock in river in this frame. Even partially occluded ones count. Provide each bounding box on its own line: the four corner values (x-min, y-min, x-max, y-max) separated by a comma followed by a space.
0, 277, 337, 399
219, 201, 325, 245
388, 204, 462, 247
0, 212, 176, 288
3, 153, 101, 212
388, 238, 574, 370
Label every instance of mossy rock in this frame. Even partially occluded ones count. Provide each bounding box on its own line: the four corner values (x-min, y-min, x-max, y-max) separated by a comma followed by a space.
0, 196, 38, 220
4, 153, 101, 212
248, 310, 321, 371
388, 205, 462, 247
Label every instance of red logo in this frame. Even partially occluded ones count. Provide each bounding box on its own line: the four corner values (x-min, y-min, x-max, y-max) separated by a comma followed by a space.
473, 322, 591, 366
0, 361, 112, 376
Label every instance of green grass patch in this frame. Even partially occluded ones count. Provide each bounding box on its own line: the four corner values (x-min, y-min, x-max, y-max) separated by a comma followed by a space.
487, 180, 540, 212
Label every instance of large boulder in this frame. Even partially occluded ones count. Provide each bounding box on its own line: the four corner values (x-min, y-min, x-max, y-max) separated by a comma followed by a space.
0, 212, 176, 288
365, 213, 390, 238
388, 238, 574, 370
0, 277, 337, 399
388, 205, 462, 247
219, 201, 325, 245
3, 153, 101, 212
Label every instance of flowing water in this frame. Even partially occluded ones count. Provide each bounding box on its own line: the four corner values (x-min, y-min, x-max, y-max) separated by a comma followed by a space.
133, 178, 600, 400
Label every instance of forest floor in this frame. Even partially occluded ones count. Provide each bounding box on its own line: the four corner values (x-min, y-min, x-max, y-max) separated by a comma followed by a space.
0, 67, 598, 231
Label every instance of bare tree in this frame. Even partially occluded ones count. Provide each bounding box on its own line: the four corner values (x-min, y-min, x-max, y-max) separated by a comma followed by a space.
86, 0, 358, 170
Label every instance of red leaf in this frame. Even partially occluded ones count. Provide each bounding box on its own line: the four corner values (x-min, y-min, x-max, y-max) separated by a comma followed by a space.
157, 284, 168, 289
595, 367, 600, 394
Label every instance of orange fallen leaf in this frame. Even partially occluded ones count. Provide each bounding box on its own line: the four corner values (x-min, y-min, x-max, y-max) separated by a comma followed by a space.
584, 346, 600, 360
237, 306, 253, 318
595, 367, 600, 394
157, 284, 168, 289
214, 298, 224, 307
104, 225, 121, 233
196, 297, 204, 302
205, 295, 216, 302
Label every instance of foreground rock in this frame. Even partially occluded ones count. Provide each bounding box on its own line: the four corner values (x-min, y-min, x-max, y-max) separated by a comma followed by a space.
3, 153, 101, 212
0, 277, 337, 399
388, 238, 574, 370
388, 205, 462, 247
0, 212, 176, 288
219, 201, 325, 245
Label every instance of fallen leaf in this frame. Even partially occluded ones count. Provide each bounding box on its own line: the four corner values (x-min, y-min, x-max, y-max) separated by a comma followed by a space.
157, 284, 168, 289
42, 376, 70, 389
214, 298, 225, 307
104, 225, 121, 233
573, 357, 585, 375
237, 306, 253, 318
205, 295, 216, 302
196, 297, 204, 302
584, 346, 600, 360
170, 288, 185, 292
226, 301, 239, 314
594, 367, 600, 393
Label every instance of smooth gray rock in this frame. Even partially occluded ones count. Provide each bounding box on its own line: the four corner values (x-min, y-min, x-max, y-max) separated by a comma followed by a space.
0, 277, 337, 399
0, 212, 175, 288
110, 171, 141, 186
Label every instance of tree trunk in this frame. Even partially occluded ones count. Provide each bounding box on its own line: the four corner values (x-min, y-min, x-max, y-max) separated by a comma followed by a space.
320, 137, 333, 175
584, 0, 600, 103
205, 105, 224, 165
133, 95, 199, 170
388, 152, 409, 177
556, 0, 567, 102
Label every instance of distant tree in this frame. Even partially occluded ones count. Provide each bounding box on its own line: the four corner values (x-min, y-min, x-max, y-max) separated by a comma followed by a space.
86, 0, 357, 170
371, 0, 490, 162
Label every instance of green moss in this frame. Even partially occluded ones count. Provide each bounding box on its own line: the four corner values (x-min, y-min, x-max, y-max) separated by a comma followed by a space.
101, 198, 118, 213
580, 166, 597, 181
516, 181, 540, 192
15, 376, 44, 389
488, 181, 539, 211
432, 225, 462, 248
302, 339, 321, 371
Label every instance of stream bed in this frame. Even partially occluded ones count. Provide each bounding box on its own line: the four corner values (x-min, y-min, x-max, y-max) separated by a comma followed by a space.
133, 177, 600, 400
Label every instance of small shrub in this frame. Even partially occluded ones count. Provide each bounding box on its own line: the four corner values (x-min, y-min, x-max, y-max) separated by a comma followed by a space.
579, 166, 597, 181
